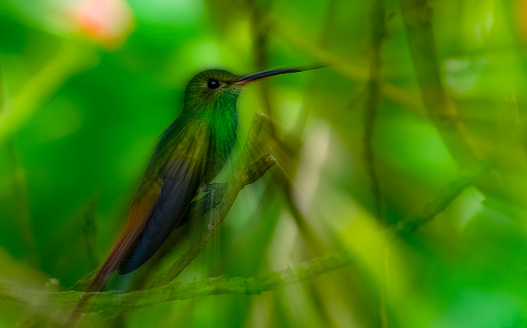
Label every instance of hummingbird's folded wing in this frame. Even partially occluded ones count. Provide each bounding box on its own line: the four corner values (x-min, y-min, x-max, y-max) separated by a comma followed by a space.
86, 175, 162, 291
87, 121, 210, 290
118, 123, 210, 274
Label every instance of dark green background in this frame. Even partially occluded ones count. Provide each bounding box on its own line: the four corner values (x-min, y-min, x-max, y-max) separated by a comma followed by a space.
1, 0, 527, 327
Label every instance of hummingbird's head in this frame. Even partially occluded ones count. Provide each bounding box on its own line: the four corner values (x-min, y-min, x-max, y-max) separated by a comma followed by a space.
182, 68, 301, 113
183, 69, 242, 111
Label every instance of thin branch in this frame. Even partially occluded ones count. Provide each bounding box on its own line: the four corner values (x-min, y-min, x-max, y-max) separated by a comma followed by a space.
0, 250, 353, 324
393, 159, 494, 236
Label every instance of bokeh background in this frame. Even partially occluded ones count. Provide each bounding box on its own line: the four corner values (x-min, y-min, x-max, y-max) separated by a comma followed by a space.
2, 0, 527, 327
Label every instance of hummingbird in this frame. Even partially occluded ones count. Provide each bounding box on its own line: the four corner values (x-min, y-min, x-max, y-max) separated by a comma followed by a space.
87, 68, 301, 292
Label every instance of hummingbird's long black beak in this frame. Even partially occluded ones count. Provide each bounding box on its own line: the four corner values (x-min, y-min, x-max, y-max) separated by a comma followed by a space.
234, 69, 301, 85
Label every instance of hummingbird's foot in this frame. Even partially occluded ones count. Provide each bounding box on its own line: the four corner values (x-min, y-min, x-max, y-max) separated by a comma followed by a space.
199, 183, 228, 195
186, 183, 228, 223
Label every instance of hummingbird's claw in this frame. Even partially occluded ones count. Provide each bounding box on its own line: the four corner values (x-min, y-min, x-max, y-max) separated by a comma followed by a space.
199, 183, 227, 194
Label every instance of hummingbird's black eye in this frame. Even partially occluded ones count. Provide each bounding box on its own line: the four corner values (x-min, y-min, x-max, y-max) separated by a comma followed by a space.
207, 79, 220, 89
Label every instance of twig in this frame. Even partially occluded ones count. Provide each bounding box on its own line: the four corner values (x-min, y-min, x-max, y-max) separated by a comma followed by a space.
393, 159, 494, 236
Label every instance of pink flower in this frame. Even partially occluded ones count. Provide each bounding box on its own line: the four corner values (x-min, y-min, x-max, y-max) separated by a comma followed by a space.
74, 0, 134, 46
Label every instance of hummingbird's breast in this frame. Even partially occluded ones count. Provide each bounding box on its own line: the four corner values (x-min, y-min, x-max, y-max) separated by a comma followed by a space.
205, 105, 238, 183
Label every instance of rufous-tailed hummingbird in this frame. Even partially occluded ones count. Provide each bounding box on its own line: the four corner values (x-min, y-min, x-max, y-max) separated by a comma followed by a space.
87, 68, 301, 292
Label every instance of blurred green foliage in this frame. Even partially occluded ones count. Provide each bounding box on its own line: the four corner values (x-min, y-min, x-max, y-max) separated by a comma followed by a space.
2, 0, 527, 327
